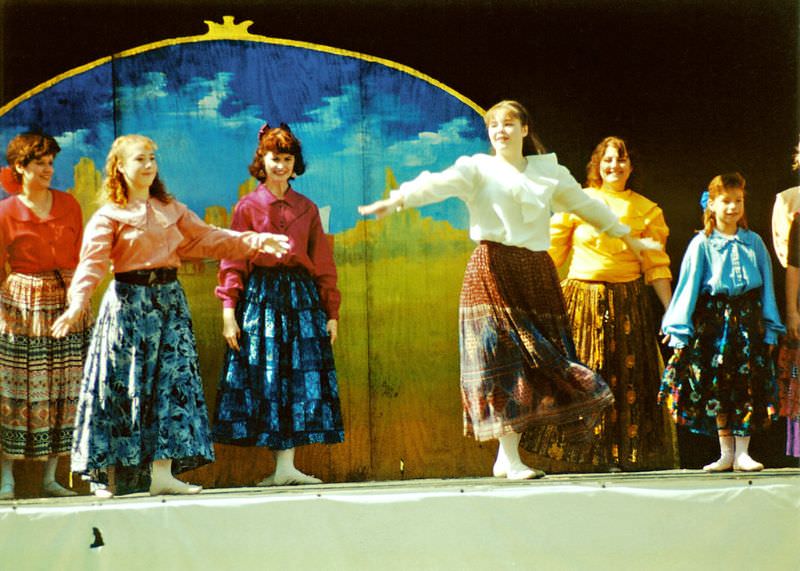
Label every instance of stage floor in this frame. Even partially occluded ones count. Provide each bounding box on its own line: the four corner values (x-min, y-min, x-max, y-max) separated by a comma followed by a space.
2, 469, 798, 570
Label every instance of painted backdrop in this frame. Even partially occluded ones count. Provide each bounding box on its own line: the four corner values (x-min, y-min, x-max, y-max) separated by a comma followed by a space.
0, 17, 501, 489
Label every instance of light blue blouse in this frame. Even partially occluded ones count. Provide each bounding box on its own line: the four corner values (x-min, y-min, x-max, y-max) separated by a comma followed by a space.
662, 228, 785, 348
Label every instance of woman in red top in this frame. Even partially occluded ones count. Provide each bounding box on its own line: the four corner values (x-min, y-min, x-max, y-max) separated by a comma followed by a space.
0, 132, 90, 499
214, 124, 344, 485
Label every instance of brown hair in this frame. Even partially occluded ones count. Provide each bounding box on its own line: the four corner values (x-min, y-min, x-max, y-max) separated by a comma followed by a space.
483, 100, 546, 155
6, 132, 61, 182
249, 124, 306, 182
585, 136, 633, 189
703, 172, 748, 236
102, 135, 172, 207
793, 137, 800, 172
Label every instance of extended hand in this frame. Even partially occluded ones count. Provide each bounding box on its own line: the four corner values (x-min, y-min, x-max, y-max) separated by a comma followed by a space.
257, 233, 291, 257
358, 196, 401, 219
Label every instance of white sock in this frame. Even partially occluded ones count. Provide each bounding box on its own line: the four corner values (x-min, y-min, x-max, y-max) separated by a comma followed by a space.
0, 458, 14, 496
496, 432, 541, 480
703, 434, 734, 471
271, 448, 321, 485
734, 436, 764, 471
149, 459, 202, 495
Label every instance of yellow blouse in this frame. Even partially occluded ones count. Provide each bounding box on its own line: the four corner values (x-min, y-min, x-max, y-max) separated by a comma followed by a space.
549, 187, 672, 284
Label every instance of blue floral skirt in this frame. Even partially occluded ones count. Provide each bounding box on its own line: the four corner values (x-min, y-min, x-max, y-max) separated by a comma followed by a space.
212, 267, 344, 450
70, 279, 215, 474
659, 289, 778, 437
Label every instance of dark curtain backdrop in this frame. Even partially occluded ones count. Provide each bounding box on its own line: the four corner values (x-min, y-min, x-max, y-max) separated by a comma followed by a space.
1, 0, 798, 468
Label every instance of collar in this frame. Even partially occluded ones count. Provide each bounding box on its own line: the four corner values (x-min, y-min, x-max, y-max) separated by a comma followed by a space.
255, 184, 302, 208
707, 228, 747, 249
6, 190, 67, 223
98, 197, 183, 229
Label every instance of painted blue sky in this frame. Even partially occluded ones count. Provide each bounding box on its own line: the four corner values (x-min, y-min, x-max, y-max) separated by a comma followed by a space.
0, 40, 488, 232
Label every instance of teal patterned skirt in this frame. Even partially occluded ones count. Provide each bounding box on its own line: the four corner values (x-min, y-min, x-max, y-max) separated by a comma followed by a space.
71, 278, 215, 474
212, 266, 344, 450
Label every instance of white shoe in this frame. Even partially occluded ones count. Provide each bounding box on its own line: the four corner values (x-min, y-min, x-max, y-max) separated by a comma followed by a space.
733, 454, 764, 472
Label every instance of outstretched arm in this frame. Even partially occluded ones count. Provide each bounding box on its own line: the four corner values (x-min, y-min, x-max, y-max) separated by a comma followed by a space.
358, 194, 404, 219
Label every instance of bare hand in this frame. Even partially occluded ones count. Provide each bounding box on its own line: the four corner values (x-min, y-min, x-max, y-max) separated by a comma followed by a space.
51, 307, 83, 338
257, 233, 291, 257
786, 311, 800, 341
358, 196, 402, 219
327, 319, 338, 345
222, 308, 241, 351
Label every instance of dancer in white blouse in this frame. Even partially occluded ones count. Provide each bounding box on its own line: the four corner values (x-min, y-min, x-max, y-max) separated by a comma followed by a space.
359, 100, 652, 479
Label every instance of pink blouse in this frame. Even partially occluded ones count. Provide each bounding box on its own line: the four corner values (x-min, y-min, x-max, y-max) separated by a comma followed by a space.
0, 190, 83, 276
68, 197, 264, 311
215, 185, 340, 320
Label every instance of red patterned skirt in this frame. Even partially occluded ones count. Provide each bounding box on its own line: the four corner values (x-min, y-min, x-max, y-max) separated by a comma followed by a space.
0, 270, 92, 458
459, 242, 613, 441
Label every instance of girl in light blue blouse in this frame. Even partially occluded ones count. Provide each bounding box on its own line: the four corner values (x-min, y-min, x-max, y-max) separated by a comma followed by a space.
660, 172, 783, 472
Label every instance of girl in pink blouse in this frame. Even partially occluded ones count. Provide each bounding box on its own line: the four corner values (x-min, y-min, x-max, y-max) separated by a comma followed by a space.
213, 124, 344, 486
51, 134, 289, 496
0, 132, 90, 499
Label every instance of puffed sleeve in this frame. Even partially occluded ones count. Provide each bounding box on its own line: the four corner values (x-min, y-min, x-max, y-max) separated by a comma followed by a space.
753, 233, 785, 344
214, 201, 253, 309
390, 155, 480, 208
550, 164, 629, 238
67, 213, 115, 311
787, 214, 800, 269
640, 203, 672, 283
548, 212, 577, 268
662, 233, 707, 348
772, 192, 792, 268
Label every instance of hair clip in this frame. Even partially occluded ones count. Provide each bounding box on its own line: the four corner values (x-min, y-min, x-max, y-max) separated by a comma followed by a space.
279, 122, 291, 132
257, 123, 271, 141
699, 190, 709, 210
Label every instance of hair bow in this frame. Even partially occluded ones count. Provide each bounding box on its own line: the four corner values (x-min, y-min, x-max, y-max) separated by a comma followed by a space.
699, 190, 709, 210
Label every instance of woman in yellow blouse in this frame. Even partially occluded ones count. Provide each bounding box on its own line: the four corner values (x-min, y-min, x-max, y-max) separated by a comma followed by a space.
522, 136, 677, 471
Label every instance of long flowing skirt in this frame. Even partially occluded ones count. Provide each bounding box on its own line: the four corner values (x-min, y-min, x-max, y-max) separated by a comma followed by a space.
459, 242, 613, 441
659, 289, 777, 437
0, 270, 91, 458
212, 267, 344, 450
70, 279, 214, 474
776, 338, 800, 457
521, 279, 677, 470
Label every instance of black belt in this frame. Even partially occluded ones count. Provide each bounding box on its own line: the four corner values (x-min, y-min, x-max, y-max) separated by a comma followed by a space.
114, 268, 178, 286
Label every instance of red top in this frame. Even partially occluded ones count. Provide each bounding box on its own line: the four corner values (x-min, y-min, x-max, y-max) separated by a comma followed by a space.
215, 185, 340, 319
0, 190, 83, 277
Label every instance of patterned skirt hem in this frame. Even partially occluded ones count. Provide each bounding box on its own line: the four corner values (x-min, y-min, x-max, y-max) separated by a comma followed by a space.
213, 431, 345, 450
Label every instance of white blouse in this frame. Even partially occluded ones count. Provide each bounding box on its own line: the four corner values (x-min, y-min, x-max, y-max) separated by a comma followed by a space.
392, 153, 629, 251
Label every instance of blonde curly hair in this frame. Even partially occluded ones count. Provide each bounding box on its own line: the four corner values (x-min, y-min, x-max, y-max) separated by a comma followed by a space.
102, 134, 172, 206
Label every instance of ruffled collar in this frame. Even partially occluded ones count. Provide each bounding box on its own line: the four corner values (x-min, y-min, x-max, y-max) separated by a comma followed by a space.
497, 153, 563, 224
98, 197, 183, 228
707, 228, 748, 249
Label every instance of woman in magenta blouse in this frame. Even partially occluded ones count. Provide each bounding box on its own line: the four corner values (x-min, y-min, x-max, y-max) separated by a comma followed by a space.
0, 132, 90, 499
214, 123, 343, 486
